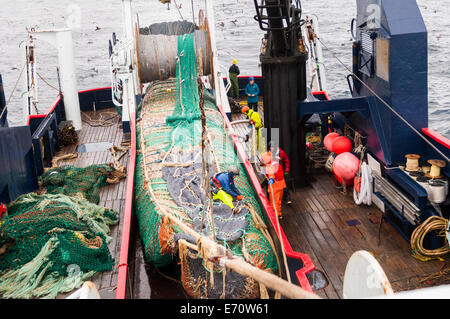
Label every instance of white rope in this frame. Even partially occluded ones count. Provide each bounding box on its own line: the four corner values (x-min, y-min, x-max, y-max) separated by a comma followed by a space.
353, 162, 372, 206
172, 0, 185, 21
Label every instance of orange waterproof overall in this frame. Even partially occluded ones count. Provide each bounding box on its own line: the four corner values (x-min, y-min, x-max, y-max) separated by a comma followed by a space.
262, 152, 286, 217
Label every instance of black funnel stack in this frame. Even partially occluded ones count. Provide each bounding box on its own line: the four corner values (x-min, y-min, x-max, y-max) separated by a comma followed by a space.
253, 0, 308, 185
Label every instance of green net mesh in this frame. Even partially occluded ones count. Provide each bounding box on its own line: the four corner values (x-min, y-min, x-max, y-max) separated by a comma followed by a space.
0, 192, 118, 299
40, 164, 120, 204
0, 164, 122, 298
134, 32, 278, 298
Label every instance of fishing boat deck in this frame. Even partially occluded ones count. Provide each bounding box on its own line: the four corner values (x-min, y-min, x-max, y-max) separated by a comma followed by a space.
52, 108, 129, 299
231, 111, 447, 299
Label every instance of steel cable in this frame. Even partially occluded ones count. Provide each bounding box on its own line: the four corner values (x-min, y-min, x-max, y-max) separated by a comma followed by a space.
0, 62, 27, 120
315, 35, 450, 163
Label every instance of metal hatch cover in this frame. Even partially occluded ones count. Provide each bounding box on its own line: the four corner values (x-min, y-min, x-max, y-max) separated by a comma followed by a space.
77, 142, 113, 153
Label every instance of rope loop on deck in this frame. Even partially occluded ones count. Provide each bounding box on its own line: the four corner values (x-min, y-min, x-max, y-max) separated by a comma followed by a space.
411, 216, 450, 261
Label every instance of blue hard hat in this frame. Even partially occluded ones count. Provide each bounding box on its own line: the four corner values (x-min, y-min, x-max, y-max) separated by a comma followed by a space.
249, 76, 254, 81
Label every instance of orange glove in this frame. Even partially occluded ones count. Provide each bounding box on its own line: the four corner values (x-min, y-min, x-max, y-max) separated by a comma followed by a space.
237, 195, 243, 201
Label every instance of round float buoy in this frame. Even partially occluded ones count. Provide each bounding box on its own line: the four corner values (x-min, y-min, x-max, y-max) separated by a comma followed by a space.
332, 136, 352, 155
324, 132, 340, 152
333, 152, 360, 185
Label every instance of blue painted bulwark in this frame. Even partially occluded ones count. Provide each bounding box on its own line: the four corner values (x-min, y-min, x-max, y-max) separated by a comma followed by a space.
78, 88, 114, 112
0, 126, 38, 203
52, 97, 66, 126
298, 97, 369, 119
0, 87, 117, 205
0, 74, 7, 127
31, 113, 60, 176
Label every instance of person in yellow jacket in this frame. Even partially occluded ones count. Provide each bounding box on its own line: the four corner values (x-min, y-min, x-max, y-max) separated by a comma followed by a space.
241, 106, 263, 152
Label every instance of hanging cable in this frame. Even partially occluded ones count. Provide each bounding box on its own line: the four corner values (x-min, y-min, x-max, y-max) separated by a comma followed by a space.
172, 0, 185, 21
0, 62, 27, 121
191, 0, 196, 25
36, 72, 60, 93
314, 35, 450, 164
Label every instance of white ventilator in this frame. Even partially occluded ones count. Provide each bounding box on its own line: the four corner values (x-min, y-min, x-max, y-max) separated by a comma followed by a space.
343, 250, 394, 299
66, 281, 100, 299
353, 162, 372, 206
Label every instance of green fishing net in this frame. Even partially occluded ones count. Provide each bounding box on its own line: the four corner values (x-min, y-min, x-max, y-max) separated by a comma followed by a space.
0, 193, 118, 299
40, 164, 119, 204
134, 32, 278, 298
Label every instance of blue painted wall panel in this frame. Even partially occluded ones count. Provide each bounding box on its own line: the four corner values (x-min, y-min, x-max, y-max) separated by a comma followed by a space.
0, 126, 38, 203
344, 0, 429, 166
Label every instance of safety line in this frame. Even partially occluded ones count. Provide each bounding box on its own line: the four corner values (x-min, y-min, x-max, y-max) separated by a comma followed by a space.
315, 35, 450, 163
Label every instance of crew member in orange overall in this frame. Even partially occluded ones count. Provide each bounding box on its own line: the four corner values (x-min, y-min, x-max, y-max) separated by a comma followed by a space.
261, 150, 286, 219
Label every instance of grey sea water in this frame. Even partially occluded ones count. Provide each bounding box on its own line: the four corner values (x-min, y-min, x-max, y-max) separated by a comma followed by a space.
0, 0, 449, 138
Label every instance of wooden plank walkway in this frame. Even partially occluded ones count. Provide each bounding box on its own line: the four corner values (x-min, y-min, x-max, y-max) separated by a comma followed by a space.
55, 108, 130, 299
281, 173, 447, 299
231, 107, 447, 299
231, 101, 264, 167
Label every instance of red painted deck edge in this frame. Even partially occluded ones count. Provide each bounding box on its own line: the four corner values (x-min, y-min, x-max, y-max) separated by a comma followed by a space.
216, 103, 315, 293
422, 128, 450, 149
26, 87, 112, 125
312, 91, 330, 101
26, 114, 46, 126
116, 110, 136, 299
27, 94, 62, 125
78, 86, 112, 94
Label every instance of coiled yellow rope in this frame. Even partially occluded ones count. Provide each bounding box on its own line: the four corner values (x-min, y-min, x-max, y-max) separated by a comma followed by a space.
411, 216, 450, 261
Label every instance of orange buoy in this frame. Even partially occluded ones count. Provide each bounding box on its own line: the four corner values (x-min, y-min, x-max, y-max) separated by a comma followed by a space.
324, 132, 340, 152
333, 152, 360, 185
332, 136, 352, 155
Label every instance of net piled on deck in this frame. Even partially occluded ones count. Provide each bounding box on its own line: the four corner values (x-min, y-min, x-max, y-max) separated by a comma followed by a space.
135, 32, 279, 298
0, 192, 118, 299
40, 164, 125, 204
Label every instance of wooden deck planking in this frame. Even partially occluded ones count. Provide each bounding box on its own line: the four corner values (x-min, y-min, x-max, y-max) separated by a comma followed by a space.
280, 173, 446, 298
230, 108, 447, 298
280, 216, 339, 299
55, 108, 128, 299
